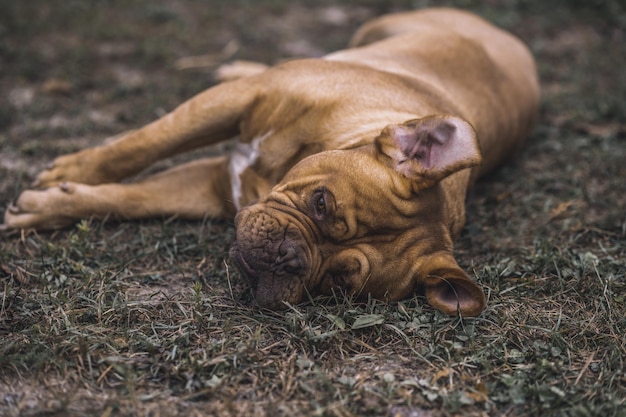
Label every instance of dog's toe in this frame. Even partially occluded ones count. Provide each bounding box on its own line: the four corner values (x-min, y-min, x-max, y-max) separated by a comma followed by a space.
59, 182, 72, 193
8, 203, 21, 214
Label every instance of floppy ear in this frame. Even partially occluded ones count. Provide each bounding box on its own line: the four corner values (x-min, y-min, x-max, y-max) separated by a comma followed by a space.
419, 255, 486, 317
376, 115, 482, 182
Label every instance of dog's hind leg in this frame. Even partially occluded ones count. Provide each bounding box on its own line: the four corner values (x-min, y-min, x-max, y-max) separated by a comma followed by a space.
2, 157, 235, 230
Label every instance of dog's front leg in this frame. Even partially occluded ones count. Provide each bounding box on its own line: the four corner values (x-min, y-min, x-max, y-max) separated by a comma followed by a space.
3, 156, 235, 230
33, 77, 261, 188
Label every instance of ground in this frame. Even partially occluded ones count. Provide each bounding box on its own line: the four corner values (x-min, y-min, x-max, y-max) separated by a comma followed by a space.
0, 0, 625, 416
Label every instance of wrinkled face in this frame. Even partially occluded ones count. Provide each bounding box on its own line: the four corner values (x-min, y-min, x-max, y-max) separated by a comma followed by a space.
230, 116, 487, 316
231, 148, 439, 305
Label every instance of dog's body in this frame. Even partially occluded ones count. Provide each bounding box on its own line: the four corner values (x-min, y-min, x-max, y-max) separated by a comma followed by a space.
2, 8, 539, 316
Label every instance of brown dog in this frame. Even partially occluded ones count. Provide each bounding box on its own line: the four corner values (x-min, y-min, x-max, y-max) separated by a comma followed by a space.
2, 8, 539, 316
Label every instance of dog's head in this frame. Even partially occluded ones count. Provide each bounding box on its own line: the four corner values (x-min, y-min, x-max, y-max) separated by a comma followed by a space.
230, 115, 486, 316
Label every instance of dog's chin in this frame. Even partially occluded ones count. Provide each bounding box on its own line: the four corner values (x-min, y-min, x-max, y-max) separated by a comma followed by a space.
252, 285, 304, 311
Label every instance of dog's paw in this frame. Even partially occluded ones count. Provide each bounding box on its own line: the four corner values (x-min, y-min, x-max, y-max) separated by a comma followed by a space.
2, 183, 81, 230
33, 149, 103, 189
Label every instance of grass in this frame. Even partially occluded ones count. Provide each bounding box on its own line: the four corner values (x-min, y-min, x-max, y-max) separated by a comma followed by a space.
1, 0, 625, 416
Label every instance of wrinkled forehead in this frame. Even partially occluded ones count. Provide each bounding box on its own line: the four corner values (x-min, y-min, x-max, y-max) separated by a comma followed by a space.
281, 148, 404, 193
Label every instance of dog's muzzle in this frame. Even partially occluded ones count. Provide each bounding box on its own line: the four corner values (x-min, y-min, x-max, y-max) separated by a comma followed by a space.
230, 205, 316, 309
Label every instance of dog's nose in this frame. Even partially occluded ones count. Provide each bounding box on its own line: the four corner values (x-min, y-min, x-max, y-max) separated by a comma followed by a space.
276, 238, 304, 275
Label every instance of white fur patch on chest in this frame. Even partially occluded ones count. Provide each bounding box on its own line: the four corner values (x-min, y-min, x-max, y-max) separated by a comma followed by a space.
228, 131, 272, 211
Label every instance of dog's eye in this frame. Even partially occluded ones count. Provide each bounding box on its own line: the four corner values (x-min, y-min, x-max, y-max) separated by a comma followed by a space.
311, 188, 331, 219
316, 195, 326, 214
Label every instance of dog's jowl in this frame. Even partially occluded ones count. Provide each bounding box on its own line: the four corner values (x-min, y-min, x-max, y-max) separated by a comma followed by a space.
2, 8, 539, 316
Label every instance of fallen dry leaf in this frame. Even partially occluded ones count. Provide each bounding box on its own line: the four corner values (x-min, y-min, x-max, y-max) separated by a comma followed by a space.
549, 200, 577, 222
41, 78, 73, 95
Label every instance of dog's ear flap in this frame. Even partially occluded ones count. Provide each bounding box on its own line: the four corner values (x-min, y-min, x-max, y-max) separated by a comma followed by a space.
375, 115, 482, 183
418, 255, 486, 317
